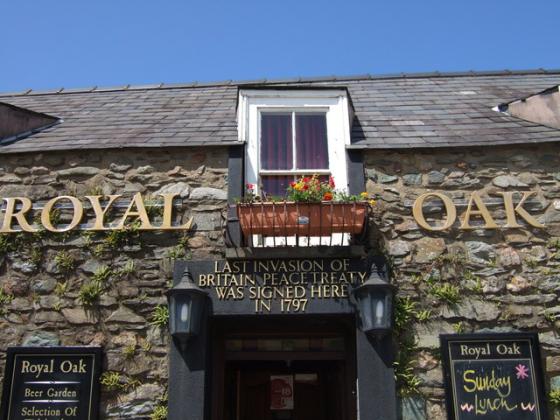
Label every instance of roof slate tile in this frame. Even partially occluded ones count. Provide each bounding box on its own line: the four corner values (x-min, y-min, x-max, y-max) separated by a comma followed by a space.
0, 70, 559, 153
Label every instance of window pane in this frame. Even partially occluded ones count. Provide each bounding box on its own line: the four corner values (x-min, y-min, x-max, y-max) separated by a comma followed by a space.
261, 113, 292, 170
296, 113, 328, 169
261, 176, 293, 198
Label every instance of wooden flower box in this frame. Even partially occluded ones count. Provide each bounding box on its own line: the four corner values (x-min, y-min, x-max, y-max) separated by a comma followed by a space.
236, 202, 367, 237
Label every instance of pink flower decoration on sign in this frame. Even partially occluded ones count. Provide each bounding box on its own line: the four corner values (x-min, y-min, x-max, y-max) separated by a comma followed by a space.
515, 364, 529, 380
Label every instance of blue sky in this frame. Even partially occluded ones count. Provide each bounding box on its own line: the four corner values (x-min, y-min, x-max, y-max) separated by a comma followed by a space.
1, 0, 558, 92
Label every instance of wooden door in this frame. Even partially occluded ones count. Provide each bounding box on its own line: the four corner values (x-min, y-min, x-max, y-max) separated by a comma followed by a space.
238, 368, 271, 420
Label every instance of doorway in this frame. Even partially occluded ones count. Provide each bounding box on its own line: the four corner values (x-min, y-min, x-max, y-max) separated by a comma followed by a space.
225, 360, 344, 420
210, 316, 356, 420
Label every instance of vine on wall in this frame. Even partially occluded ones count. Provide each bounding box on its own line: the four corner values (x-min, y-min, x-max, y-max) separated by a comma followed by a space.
0, 203, 193, 420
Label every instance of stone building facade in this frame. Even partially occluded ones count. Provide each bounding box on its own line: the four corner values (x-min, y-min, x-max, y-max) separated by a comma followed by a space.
0, 70, 559, 420
364, 144, 560, 418
0, 148, 229, 418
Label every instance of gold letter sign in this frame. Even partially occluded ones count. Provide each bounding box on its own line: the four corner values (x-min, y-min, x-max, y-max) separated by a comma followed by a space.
413, 191, 545, 231
413, 192, 457, 231
0, 193, 193, 233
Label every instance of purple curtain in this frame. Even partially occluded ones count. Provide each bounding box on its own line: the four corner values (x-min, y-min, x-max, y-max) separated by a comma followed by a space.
261, 114, 292, 170
296, 113, 328, 169
261, 175, 293, 198
259, 112, 329, 197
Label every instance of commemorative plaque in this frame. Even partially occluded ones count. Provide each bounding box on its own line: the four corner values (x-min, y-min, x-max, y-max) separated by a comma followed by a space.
179, 257, 383, 316
440, 333, 548, 420
0, 347, 102, 420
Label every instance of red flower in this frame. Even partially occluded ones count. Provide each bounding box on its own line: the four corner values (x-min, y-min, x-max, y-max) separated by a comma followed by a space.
246, 183, 254, 190
303, 185, 309, 190
302, 177, 310, 183
323, 192, 333, 201
329, 176, 335, 188
290, 182, 297, 187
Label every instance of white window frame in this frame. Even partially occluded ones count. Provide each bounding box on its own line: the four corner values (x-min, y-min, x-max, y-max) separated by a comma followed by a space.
238, 89, 352, 197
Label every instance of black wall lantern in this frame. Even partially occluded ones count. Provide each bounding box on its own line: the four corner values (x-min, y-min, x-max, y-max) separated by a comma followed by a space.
167, 265, 208, 350
353, 263, 395, 338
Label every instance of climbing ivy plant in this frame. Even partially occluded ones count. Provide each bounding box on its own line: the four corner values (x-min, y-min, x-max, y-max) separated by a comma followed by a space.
0, 202, 194, 420
388, 246, 490, 397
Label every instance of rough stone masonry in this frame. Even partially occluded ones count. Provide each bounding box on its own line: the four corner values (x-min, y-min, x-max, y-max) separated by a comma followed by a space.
0, 147, 228, 419
365, 143, 560, 419
1, 142, 560, 418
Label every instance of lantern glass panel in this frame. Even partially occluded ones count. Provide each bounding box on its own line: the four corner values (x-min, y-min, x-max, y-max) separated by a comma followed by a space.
358, 289, 373, 330
169, 293, 193, 335
169, 294, 177, 334
374, 298, 385, 327
384, 294, 393, 330
369, 291, 387, 329
177, 295, 192, 334
356, 286, 393, 333
189, 293, 205, 336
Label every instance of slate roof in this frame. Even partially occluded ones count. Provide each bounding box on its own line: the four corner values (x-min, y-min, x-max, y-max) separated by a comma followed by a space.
0, 69, 559, 154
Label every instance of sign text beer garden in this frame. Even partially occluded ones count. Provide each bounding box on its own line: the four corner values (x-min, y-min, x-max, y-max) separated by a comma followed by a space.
0, 347, 102, 420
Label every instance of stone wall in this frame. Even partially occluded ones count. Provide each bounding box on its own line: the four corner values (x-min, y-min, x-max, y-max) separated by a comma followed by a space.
364, 144, 560, 419
2, 142, 560, 419
0, 147, 229, 419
